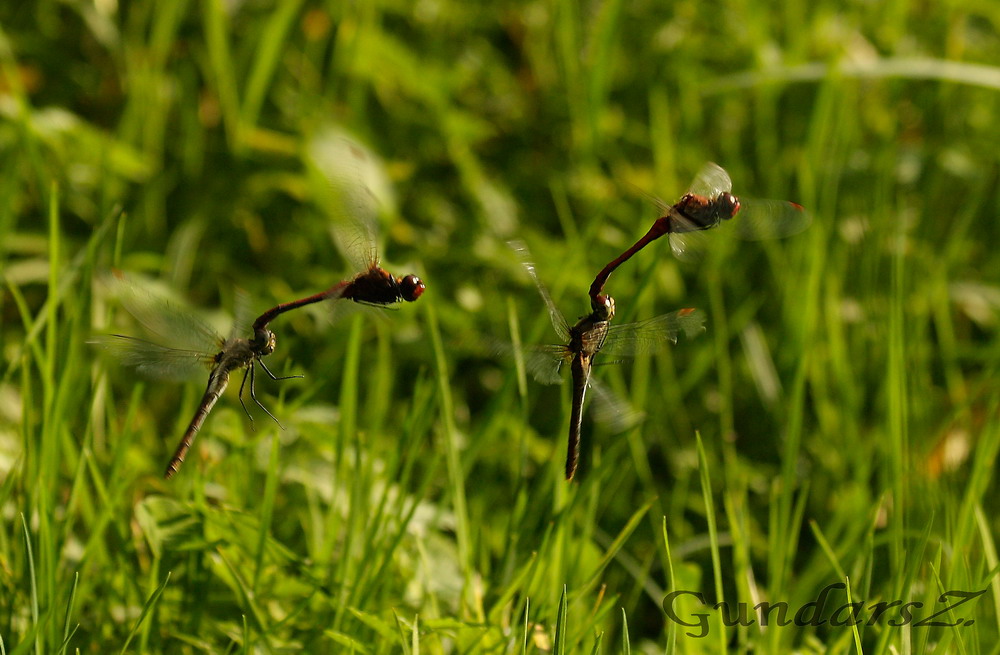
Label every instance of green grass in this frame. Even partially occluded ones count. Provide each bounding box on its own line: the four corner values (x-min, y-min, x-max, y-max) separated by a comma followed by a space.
2, 0, 1000, 652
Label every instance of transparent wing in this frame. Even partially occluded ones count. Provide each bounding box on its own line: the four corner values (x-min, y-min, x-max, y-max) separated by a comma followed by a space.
733, 198, 812, 240
330, 296, 395, 327
686, 162, 732, 199
307, 128, 389, 273
508, 240, 571, 342
89, 334, 214, 381
105, 272, 223, 353
230, 288, 253, 340
325, 293, 364, 327
601, 308, 706, 358
666, 208, 714, 262
490, 340, 569, 386
588, 378, 645, 433
631, 190, 712, 262
523, 345, 570, 385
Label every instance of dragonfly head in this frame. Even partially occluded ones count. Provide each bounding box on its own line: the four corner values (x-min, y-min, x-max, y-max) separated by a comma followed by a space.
718, 192, 740, 219
591, 294, 615, 321
251, 328, 277, 356
398, 274, 425, 302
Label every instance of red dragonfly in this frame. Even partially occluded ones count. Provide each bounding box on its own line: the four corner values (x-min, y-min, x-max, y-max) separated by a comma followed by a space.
253, 132, 425, 331
509, 241, 705, 480
589, 162, 809, 300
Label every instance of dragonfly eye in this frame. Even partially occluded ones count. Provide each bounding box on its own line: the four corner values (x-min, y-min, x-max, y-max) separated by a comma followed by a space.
399, 275, 425, 302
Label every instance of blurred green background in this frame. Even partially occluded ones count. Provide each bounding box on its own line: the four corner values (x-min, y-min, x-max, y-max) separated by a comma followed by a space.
1, 0, 999, 653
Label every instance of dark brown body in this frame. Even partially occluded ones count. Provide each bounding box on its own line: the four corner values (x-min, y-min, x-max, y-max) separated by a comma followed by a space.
252, 266, 424, 332
564, 295, 615, 480
164, 330, 276, 479
340, 267, 415, 304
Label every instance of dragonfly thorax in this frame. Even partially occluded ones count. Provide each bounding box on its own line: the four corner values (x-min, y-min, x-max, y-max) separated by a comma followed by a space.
674, 192, 740, 230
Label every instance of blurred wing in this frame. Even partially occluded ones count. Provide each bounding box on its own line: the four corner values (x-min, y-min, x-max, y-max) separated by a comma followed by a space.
89, 334, 214, 381
105, 273, 223, 353
490, 340, 568, 386
666, 210, 713, 262
328, 295, 394, 327
523, 345, 570, 385
230, 288, 253, 340
631, 191, 711, 262
687, 162, 732, 198
307, 129, 390, 273
508, 240, 571, 342
733, 198, 812, 240
601, 308, 707, 358
588, 378, 646, 434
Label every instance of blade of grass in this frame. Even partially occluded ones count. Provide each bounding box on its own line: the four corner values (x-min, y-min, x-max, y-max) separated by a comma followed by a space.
424, 297, 471, 605
553, 585, 568, 655
20, 514, 41, 655
118, 572, 171, 655
695, 433, 726, 652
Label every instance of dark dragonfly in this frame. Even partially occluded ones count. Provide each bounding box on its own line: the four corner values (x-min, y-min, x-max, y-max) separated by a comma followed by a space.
590, 162, 809, 300
510, 242, 706, 480
252, 130, 425, 331
90, 272, 300, 478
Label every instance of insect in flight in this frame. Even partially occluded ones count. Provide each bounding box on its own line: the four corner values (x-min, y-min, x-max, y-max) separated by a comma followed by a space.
589, 162, 809, 300
90, 273, 301, 479
509, 241, 706, 480
252, 131, 425, 331
92, 137, 424, 478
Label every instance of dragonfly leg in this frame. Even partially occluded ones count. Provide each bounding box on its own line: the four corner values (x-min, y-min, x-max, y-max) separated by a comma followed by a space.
258, 358, 304, 381
250, 362, 285, 430
237, 366, 256, 431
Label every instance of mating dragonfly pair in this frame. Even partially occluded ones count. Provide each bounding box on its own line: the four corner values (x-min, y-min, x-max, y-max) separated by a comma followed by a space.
515, 162, 809, 480
92, 135, 424, 479
93, 265, 423, 479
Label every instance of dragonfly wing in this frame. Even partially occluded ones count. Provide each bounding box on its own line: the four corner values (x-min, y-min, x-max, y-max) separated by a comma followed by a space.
667, 210, 713, 262
734, 198, 812, 240
588, 377, 645, 434
687, 162, 732, 198
521, 345, 568, 386
89, 334, 214, 381
327, 295, 372, 326
601, 308, 707, 358
106, 273, 223, 353
508, 240, 572, 342
229, 288, 253, 340
307, 129, 389, 273
490, 338, 568, 386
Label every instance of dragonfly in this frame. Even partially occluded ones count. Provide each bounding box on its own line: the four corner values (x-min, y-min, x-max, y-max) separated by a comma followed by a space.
509, 241, 706, 480
589, 162, 810, 300
251, 267, 424, 332
95, 261, 422, 479
90, 272, 301, 479
252, 131, 425, 331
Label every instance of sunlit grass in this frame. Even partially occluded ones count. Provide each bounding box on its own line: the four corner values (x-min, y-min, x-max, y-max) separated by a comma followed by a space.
1, 0, 999, 652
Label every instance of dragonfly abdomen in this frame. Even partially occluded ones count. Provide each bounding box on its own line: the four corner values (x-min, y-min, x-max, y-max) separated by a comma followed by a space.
164, 368, 231, 479
566, 353, 592, 481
